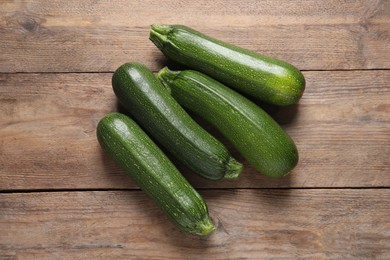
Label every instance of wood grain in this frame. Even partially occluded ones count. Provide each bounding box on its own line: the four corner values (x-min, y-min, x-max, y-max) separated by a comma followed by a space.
1, 189, 389, 259
1, 0, 389, 72
1, 70, 389, 190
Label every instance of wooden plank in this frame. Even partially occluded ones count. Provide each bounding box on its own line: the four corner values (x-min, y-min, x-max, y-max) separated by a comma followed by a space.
0, 70, 389, 190
0, 0, 389, 72
0, 189, 389, 259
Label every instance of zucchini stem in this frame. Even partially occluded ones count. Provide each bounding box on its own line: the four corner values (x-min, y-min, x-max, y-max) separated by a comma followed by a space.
224, 157, 243, 179
149, 24, 170, 50
194, 216, 216, 236
157, 66, 180, 89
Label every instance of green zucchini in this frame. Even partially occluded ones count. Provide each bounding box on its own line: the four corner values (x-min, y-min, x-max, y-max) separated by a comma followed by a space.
112, 62, 242, 180
158, 68, 298, 178
150, 24, 305, 106
97, 112, 215, 236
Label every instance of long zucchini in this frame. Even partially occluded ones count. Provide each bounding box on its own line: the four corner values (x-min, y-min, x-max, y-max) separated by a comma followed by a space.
158, 68, 299, 178
97, 112, 215, 235
112, 62, 242, 180
150, 24, 305, 106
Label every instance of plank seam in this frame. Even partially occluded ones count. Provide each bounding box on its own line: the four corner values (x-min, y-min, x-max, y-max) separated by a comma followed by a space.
0, 68, 390, 75
0, 186, 389, 194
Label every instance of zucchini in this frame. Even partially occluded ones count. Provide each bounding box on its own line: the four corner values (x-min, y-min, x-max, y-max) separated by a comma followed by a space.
97, 112, 215, 236
158, 68, 298, 178
112, 62, 242, 180
150, 24, 305, 106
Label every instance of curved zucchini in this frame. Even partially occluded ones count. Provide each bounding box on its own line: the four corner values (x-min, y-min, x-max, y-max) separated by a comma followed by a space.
112, 62, 242, 180
150, 24, 305, 106
158, 68, 298, 178
97, 112, 215, 235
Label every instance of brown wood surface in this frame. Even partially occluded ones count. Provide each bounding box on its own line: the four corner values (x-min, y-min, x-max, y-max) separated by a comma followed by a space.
1, 189, 390, 259
1, 0, 389, 259
1, 71, 389, 190
0, 0, 389, 72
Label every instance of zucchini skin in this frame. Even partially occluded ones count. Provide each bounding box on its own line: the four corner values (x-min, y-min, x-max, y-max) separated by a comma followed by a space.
150, 24, 305, 106
158, 68, 299, 178
112, 62, 242, 180
97, 112, 215, 236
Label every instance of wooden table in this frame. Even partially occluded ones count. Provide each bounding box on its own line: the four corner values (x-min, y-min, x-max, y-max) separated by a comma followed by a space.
1, 1, 389, 259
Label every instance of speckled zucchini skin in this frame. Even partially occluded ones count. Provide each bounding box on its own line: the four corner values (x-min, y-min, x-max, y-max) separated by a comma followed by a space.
158, 68, 299, 178
112, 62, 242, 180
97, 112, 215, 235
150, 24, 305, 106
